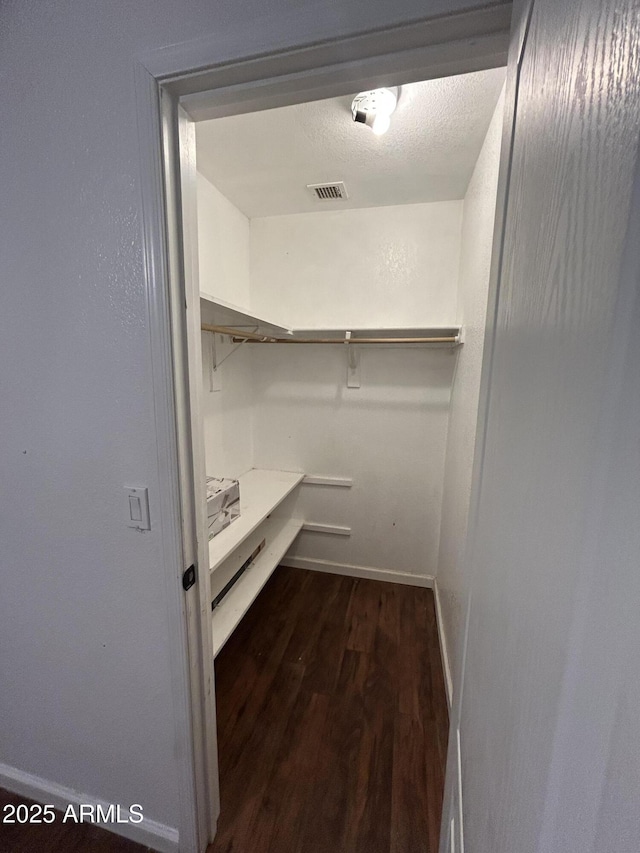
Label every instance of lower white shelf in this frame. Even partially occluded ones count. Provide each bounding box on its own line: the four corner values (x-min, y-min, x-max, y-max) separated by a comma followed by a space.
211, 516, 303, 657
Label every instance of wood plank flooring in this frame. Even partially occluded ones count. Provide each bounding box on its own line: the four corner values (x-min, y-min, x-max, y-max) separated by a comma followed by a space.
0, 566, 448, 853
209, 566, 449, 853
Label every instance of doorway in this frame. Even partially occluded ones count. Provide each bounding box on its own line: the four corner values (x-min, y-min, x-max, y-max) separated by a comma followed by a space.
140, 8, 512, 849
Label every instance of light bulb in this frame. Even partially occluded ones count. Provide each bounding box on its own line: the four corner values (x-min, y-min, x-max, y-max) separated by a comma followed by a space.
375, 88, 397, 116
371, 113, 391, 136
352, 87, 399, 135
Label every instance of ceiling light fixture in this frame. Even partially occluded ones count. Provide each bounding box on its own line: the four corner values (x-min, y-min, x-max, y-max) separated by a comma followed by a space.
351, 87, 398, 136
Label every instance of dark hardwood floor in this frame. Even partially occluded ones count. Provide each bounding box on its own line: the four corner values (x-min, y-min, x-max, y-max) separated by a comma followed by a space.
0, 566, 448, 853
209, 566, 449, 853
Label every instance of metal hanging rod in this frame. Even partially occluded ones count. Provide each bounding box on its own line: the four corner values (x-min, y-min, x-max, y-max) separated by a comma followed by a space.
201, 323, 281, 342
201, 323, 458, 345
236, 335, 458, 344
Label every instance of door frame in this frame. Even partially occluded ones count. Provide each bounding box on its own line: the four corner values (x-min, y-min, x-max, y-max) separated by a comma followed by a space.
133, 6, 512, 850
437, 3, 534, 848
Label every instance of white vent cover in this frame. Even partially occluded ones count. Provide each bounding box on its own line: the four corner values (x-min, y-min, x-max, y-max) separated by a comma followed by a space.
307, 182, 349, 201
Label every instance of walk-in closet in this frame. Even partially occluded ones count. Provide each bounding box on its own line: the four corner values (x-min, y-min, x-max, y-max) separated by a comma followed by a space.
185, 65, 506, 848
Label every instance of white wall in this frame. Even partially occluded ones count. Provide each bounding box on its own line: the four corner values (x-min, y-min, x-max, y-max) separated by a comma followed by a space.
436, 88, 504, 695
248, 201, 462, 579
252, 345, 455, 578
0, 0, 503, 842
198, 173, 255, 478
197, 171, 251, 307
441, 1, 640, 852
199, 328, 255, 479
250, 202, 462, 328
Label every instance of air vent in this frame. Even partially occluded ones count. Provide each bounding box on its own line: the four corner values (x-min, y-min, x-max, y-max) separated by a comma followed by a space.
307, 182, 349, 201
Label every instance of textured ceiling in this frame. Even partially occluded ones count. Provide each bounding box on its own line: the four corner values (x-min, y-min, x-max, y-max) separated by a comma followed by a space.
195, 67, 506, 218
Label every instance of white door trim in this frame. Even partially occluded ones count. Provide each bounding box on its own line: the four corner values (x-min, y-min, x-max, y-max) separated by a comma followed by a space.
133, 6, 512, 849
133, 62, 202, 853
161, 89, 220, 847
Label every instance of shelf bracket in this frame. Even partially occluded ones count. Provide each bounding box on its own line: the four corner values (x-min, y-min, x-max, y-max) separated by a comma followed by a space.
206, 326, 258, 390
345, 332, 360, 388
209, 334, 221, 392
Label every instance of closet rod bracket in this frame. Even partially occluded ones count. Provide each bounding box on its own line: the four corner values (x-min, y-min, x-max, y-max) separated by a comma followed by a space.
212, 326, 257, 371
346, 341, 360, 389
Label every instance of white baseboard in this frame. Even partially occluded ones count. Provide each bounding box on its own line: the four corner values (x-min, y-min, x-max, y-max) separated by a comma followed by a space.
433, 578, 453, 709
0, 762, 178, 853
281, 555, 434, 588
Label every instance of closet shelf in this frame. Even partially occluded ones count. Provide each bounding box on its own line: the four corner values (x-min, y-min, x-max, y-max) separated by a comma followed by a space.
200, 292, 292, 339
201, 317, 463, 347
199, 293, 462, 346
264, 327, 462, 346
211, 516, 303, 657
208, 468, 304, 573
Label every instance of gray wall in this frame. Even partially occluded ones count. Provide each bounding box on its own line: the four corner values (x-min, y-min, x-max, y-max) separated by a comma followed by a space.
0, 0, 510, 839
442, 0, 640, 850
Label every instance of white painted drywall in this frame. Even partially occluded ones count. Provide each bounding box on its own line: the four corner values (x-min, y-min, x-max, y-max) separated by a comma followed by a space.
199, 197, 461, 578
198, 173, 255, 479
436, 87, 504, 695
252, 344, 455, 578
197, 172, 251, 307
248, 201, 462, 578
199, 330, 255, 480
441, 1, 640, 852
250, 202, 462, 329
0, 0, 504, 841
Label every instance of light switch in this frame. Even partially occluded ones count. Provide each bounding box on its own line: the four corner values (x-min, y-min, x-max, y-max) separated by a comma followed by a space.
126, 487, 151, 530
129, 495, 142, 522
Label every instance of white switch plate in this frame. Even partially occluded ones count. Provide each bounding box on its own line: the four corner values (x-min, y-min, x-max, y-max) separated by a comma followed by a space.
126, 487, 151, 530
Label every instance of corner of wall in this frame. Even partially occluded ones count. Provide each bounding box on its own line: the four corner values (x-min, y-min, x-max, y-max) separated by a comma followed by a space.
434, 85, 506, 707
433, 577, 454, 708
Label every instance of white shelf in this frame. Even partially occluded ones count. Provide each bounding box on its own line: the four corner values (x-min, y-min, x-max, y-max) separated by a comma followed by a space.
199, 295, 461, 346
293, 326, 459, 338
211, 516, 303, 656
208, 468, 304, 573
200, 292, 291, 338
291, 326, 462, 346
